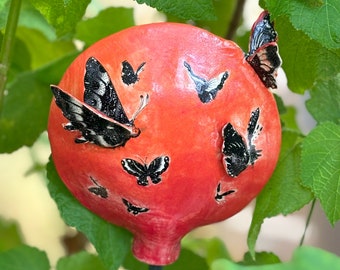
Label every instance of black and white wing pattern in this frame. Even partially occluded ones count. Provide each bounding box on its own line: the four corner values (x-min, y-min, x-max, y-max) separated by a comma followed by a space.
84, 57, 130, 124
51, 86, 141, 148
184, 61, 229, 103
222, 108, 262, 177
122, 198, 149, 215
121, 156, 170, 186
246, 11, 281, 89
88, 176, 108, 199
121, 60, 146, 85
51, 57, 149, 148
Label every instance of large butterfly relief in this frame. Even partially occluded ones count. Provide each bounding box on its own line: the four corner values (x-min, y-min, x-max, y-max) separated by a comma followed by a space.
51, 57, 149, 148
245, 11, 281, 89
222, 108, 262, 177
184, 61, 229, 103
121, 156, 170, 186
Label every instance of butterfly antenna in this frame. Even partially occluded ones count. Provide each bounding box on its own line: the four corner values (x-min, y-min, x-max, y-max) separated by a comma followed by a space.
131, 94, 149, 121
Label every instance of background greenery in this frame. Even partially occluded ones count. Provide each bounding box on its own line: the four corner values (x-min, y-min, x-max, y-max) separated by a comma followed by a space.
0, 0, 339, 269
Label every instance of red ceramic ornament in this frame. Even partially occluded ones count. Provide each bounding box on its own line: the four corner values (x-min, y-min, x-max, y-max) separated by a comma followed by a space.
48, 11, 281, 266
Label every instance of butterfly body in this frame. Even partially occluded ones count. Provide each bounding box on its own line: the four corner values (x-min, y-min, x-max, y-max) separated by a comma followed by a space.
184, 61, 229, 103
222, 108, 262, 177
51, 57, 149, 148
246, 11, 281, 89
121, 60, 146, 85
121, 156, 170, 186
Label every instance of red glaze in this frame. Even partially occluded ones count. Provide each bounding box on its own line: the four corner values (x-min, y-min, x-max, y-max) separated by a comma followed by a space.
48, 22, 281, 265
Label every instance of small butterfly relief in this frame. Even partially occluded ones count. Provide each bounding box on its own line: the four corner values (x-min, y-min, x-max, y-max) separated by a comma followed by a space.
222, 108, 263, 177
121, 156, 170, 186
184, 61, 229, 103
122, 198, 149, 215
88, 176, 108, 199
214, 183, 235, 202
51, 57, 149, 148
121, 60, 146, 85
245, 11, 281, 89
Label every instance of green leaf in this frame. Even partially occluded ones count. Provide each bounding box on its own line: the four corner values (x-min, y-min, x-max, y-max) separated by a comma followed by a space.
301, 122, 340, 225
0, 0, 10, 31
16, 27, 76, 69
0, 217, 23, 252
239, 251, 281, 265
248, 130, 314, 256
0, 245, 50, 270
167, 0, 236, 38
182, 237, 231, 265
274, 16, 340, 93
211, 246, 340, 270
136, 0, 216, 20
306, 74, 340, 125
30, 0, 91, 38
56, 251, 106, 270
76, 7, 135, 47
46, 158, 132, 270
0, 52, 77, 153
280, 106, 300, 132
264, 0, 340, 49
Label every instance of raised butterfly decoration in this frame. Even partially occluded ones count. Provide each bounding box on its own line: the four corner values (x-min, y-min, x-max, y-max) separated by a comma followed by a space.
214, 183, 235, 202
183, 61, 229, 103
245, 11, 282, 89
51, 57, 149, 148
122, 198, 149, 215
88, 176, 108, 199
222, 108, 263, 177
121, 60, 146, 85
121, 156, 170, 186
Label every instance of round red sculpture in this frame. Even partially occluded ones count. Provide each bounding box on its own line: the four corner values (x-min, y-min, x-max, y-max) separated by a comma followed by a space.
48, 11, 281, 265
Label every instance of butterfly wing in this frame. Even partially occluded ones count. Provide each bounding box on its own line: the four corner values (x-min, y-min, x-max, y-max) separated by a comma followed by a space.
122, 198, 149, 215
147, 156, 170, 184
247, 108, 262, 164
51, 85, 138, 148
121, 60, 146, 85
84, 57, 130, 124
246, 11, 281, 89
121, 158, 148, 186
184, 61, 228, 103
222, 123, 250, 177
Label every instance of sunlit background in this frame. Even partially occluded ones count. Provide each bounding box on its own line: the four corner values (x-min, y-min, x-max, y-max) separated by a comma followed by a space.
0, 0, 339, 268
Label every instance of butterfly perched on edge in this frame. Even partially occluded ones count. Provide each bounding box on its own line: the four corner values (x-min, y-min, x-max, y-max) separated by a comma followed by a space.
183, 61, 229, 103
122, 198, 149, 215
51, 57, 149, 148
245, 11, 282, 89
222, 108, 263, 177
121, 60, 146, 85
121, 156, 170, 186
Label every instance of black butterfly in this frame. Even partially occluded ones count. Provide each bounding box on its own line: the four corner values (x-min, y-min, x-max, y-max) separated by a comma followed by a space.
51, 57, 149, 148
214, 183, 235, 202
222, 108, 262, 177
121, 60, 146, 85
184, 61, 229, 103
122, 198, 149, 215
88, 176, 108, 199
121, 156, 170, 186
245, 11, 281, 89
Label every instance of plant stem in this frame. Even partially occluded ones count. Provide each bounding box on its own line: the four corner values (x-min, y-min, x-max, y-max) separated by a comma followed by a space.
149, 265, 163, 270
299, 199, 316, 246
0, 0, 22, 114
225, 0, 246, 40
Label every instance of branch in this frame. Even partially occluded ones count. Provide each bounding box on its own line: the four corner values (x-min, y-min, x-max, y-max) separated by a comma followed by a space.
225, 0, 246, 41
0, 0, 22, 114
